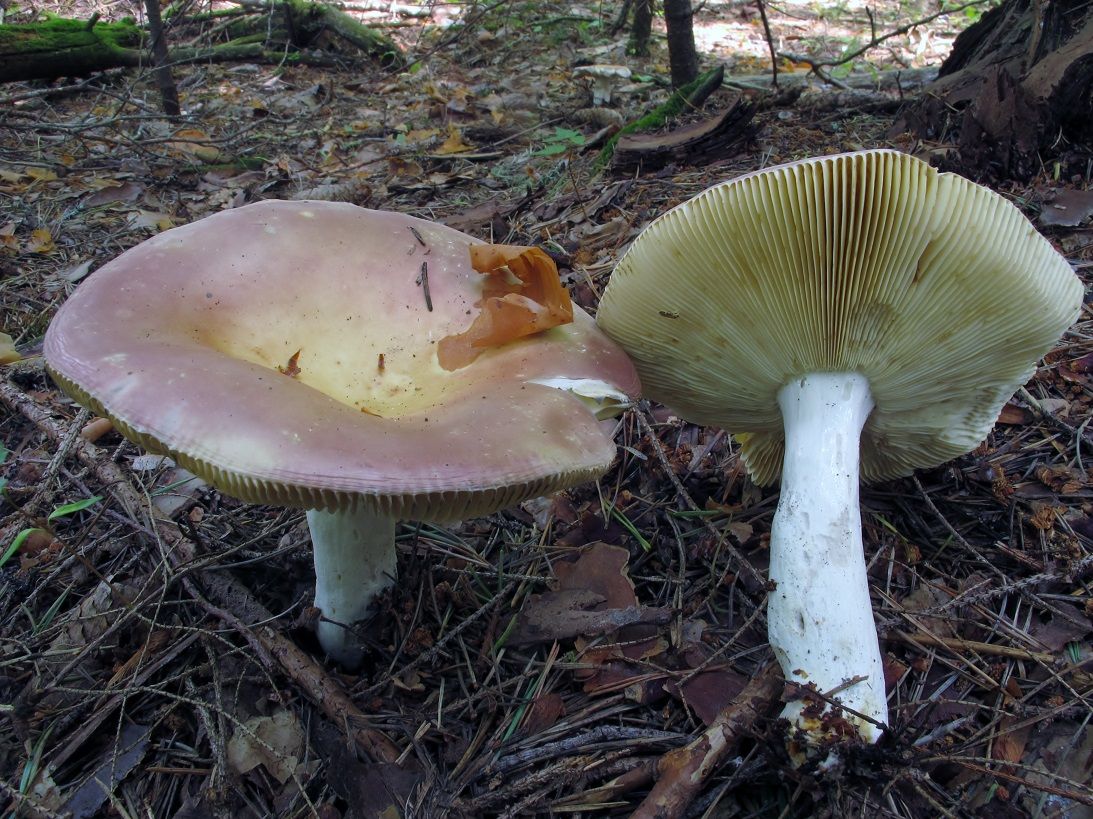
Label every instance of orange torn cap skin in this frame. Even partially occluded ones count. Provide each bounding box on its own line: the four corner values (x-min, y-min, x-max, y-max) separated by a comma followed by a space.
438, 244, 575, 371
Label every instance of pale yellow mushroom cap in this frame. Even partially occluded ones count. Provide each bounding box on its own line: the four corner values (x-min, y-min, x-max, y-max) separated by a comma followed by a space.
45, 201, 640, 519
597, 150, 1083, 484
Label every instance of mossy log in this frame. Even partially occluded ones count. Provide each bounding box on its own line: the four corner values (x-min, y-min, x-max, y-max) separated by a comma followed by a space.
0, 17, 145, 81
597, 65, 726, 169
0, 1, 402, 83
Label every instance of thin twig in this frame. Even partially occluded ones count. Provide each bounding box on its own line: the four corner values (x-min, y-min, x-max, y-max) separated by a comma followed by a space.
783, 0, 994, 71
357, 579, 517, 699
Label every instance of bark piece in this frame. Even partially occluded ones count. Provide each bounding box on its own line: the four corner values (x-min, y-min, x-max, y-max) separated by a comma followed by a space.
612, 97, 756, 171
598, 65, 727, 168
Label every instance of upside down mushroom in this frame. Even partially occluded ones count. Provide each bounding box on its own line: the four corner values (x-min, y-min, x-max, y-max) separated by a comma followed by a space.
596, 150, 1082, 748
45, 200, 639, 667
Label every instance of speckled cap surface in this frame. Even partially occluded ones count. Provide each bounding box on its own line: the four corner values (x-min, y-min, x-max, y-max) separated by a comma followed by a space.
597, 150, 1083, 484
45, 200, 640, 519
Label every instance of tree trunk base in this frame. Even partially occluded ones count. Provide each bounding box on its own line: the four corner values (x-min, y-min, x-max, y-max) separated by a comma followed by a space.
893, 0, 1092, 181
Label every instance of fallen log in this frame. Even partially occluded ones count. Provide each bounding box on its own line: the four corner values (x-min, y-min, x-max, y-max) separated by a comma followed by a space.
0, 16, 144, 82
0, 0, 402, 83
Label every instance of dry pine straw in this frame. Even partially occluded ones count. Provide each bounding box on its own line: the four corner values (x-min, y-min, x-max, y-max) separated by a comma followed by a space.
0, 45, 1091, 819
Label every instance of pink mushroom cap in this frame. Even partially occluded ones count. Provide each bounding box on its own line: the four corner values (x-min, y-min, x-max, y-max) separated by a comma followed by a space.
45, 200, 640, 520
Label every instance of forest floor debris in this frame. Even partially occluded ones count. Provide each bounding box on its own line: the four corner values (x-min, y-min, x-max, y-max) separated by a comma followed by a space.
1, 0, 1091, 816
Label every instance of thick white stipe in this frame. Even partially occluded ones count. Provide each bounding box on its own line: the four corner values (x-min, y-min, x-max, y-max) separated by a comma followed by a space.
308, 507, 397, 668
767, 372, 886, 743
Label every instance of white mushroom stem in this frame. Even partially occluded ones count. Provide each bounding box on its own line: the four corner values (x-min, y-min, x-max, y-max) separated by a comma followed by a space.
590, 78, 615, 106
307, 507, 397, 667
767, 372, 886, 743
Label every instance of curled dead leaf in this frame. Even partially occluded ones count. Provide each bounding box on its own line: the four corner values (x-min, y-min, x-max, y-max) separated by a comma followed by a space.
437, 244, 574, 370
227, 710, 305, 784
128, 210, 175, 232
997, 402, 1032, 425
26, 228, 55, 254
436, 124, 474, 155
514, 578, 671, 644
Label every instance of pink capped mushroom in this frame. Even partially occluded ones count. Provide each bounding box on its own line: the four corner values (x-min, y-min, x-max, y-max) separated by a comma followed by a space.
45, 200, 640, 666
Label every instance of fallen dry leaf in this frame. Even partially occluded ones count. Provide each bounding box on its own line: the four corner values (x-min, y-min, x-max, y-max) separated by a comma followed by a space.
25, 167, 59, 183
515, 544, 672, 646
53, 259, 93, 284
1035, 465, 1085, 495
1028, 600, 1090, 651
83, 180, 143, 207
996, 402, 1032, 425
315, 724, 414, 819
436, 124, 474, 155
128, 209, 175, 232
0, 332, 20, 364
167, 128, 221, 163
667, 668, 749, 726
1039, 188, 1093, 227
512, 588, 605, 643
227, 709, 305, 784
0, 222, 16, 251
438, 243, 574, 370
61, 722, 151, 819
521, 691, 566, 735
1069, 351, 1093, 373
900, 583, 956, 637
26, 227, 55, 254
992, 679, 1033, 769
555, 542, 639, 609
404, 127, 440, 144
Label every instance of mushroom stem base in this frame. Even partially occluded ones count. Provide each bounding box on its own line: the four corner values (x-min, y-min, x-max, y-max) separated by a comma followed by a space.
768, 372, 886, 745
307, 506, 397, 668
